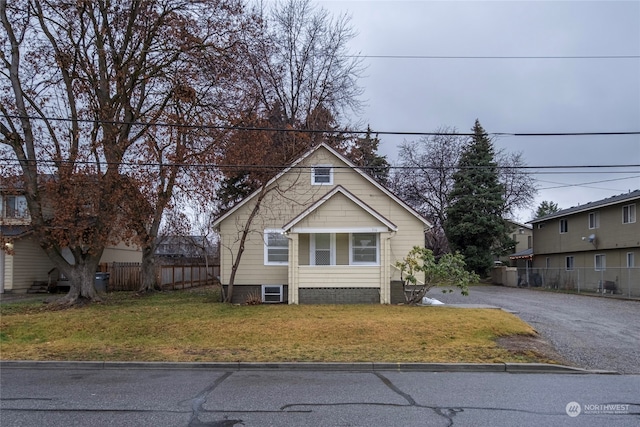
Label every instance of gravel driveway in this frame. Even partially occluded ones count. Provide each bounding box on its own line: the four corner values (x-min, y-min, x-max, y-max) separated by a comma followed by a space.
429, 285, 640, 374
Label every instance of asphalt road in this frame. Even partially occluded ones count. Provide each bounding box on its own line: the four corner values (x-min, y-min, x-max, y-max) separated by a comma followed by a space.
1, 366, 639, 426
430, 285, 640, 374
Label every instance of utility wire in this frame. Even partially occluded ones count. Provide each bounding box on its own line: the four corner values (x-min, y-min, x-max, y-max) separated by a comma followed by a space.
4, 114, 640, 137
348, 54, 640, 60
0, 157, 638, 172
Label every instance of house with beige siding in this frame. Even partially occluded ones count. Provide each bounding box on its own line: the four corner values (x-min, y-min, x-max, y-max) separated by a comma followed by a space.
526, 190, 640, 296
1, 193, 142, 294
213, 143, 431, 304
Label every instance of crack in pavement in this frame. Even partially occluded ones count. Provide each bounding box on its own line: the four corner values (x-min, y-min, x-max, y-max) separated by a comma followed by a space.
187, 371, 243, 427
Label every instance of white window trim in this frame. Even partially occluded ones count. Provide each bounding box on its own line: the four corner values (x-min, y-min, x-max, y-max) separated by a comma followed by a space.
565, 256, 574, 271
263, 229, 288, 266
349, 233, 379, 265
622, 204, 636, 224
588, 212, 600, 229
310, 233, 336, 266
594, 254, 606, 271
311, 164, 333, 186
559, 219, 568, 234
627, 252, 635, 268
261, 284, 283, 303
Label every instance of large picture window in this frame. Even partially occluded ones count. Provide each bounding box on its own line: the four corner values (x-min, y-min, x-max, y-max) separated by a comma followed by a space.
264, 230, 288, 265
350, 233, 378, 265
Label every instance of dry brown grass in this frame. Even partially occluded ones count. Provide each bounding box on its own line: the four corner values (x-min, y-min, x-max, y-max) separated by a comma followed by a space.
0, 289, 549, 364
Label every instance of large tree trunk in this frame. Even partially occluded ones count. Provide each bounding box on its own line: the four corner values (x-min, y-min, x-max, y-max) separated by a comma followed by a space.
56, 256, 103, 305
139, 242, 159, 293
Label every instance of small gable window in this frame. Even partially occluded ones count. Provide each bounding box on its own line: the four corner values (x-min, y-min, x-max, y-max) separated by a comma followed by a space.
312, 165, 333, 185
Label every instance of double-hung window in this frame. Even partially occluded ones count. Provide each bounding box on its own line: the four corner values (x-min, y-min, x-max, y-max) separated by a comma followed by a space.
627, 252, 635, 268
311, 233, 335, 266
350, 233, 378, 265
565, 256, 574, 271
264, 230, 288, 265
623, 204, 636, 224
595, 254, 606, 271
588, 212, 599, 229
312, 165, 333, 185
559, 219, 568, 234
3, 195, 28, 219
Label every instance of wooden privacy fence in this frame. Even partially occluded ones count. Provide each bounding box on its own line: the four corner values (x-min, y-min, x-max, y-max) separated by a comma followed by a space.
99, 262, 220, 291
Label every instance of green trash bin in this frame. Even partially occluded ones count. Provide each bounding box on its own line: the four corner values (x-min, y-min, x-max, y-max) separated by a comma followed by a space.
94, 272, 110, 293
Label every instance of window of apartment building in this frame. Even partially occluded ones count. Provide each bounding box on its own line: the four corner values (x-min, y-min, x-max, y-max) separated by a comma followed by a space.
622, 204, 636, 224
2, 195, 29, 218
565, 256, 574, 271
627, 252, 635, 268
537, 223, 545, 229
262, 285, 283, 303
545, 257, 551, 269
264, 230, 288, 265
350, 233, 378, 265
594, 254, 606, 271
311, 165, 333, 185
559, 219, 568, 234
527, 236, 532, 249
588, 212, 600, 229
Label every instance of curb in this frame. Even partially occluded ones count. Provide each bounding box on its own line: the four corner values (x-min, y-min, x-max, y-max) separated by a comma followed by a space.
0, 360, 615, 374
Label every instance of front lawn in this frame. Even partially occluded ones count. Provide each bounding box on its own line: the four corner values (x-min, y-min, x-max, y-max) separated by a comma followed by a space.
0, 288, 550, 364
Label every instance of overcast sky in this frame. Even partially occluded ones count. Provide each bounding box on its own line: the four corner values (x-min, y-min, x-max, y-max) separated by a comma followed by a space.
318, 0, 640, 221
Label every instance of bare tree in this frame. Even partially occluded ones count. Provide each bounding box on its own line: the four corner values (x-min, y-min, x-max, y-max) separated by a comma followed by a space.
246, 0, 364, 128
0, 0, 246, 303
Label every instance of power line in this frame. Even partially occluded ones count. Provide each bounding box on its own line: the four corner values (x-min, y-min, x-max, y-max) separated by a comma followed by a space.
4, 114, 640, 137
0, 157, 638, 172
348, 54, 640, 60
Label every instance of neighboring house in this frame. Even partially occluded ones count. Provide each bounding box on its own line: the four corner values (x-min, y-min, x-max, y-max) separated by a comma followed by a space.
507, 220, 533, 257
526, 190, 640, 295
506, 220, 533, 274
0, 193, 141, 294
155, 235, 218, 261
213, 143, 431, 304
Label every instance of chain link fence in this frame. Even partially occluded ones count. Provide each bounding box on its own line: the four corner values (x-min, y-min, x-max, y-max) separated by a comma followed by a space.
515, 267, 640, 298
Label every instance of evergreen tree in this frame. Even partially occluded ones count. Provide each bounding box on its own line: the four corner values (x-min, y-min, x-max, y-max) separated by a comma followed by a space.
347, 126, 390, 184
445, 120, 511, 276
533, 200, 560, 219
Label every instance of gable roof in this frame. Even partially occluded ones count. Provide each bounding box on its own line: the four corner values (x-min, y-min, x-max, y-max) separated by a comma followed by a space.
529, 190, 640, 224
212, 143, 431, 229
282, 185, 398, 232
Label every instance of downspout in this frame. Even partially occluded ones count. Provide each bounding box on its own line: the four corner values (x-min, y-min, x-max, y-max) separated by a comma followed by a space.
284, 232, 298, 304
381, 231, 396, 304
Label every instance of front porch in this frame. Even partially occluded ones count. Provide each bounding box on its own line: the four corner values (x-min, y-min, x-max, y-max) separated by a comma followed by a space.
285, 232, 394, 304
